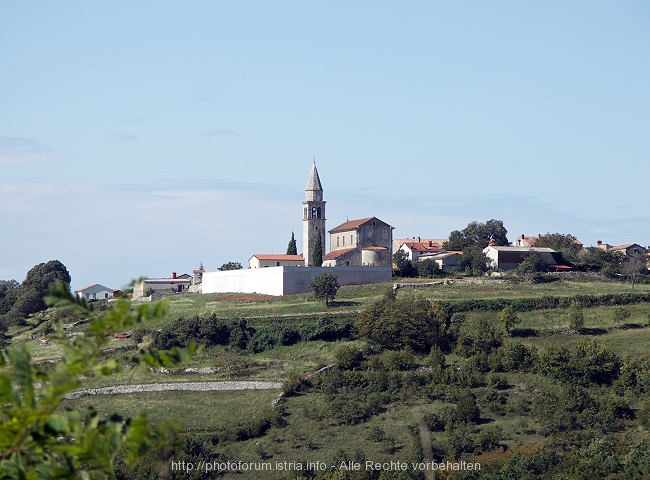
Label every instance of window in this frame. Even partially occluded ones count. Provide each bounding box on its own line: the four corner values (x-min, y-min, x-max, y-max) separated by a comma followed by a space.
343, 236, 345, 246
277, 261, 280, 266
317, 207, 321, 218
350, 234, 353, 245
312, 207, 317, 218
336, 237, 339, 247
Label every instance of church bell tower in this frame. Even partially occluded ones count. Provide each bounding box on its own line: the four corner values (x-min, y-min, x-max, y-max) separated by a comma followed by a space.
303, 162, 326, 266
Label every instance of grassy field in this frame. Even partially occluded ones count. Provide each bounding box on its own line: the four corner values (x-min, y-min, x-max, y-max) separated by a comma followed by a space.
10, 276, 650, 478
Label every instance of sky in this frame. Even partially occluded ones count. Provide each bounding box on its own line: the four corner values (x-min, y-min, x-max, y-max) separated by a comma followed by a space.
1, 1, 649, 291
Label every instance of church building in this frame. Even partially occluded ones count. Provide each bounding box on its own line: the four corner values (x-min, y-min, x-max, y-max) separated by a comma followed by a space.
200, 163, 393, 296
302, 163, 393, 268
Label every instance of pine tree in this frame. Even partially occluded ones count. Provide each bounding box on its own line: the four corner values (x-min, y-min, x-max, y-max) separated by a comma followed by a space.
286, 231, 297, 255
312, 233, 323, 267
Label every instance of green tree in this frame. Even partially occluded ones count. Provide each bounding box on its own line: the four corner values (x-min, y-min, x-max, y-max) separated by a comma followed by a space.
459, 244, 489, 276
356, 297, 450, 353
392, 250, 416, 277
444, 219, 509, 250
533, 232, 582, 264
218, 261, 243, 271
312, 234, 323, 267
286, 231, 298, 255
309, 272, 339, 305
515, 251, 547, 276
569, 300, 585, 331
1, 261, 71, 325
0, 282, 191, 477
498, 305, 520, 336
621, 255, 647, 288
416, 258, 441, 278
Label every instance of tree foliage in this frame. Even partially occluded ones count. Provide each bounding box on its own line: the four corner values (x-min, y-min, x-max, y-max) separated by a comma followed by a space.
459, 245, 489, 276
0, 261, 71, 325
444, 219, 509, 251
312, 234, 323, 267
621, 255, 647, 288
286, 232, 298, 255
309, 272, 339, 305
0, 282, 192, 478
392, 250, 416, 277
218, 261, 243, 271
533, 233, 582, 264
356, 296, 451, 353
498, 305, 520, 335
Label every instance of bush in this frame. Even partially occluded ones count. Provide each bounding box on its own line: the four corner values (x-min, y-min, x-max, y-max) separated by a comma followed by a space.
334, 345, 363, 370
382, 349, 416, 371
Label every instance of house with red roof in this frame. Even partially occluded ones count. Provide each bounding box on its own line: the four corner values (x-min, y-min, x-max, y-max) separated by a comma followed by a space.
396, 240, 446, 262
249, 254, 304, 268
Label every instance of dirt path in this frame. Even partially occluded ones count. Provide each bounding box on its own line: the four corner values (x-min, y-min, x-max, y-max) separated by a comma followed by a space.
418, 417, 435, 480
65, 380, 283, 400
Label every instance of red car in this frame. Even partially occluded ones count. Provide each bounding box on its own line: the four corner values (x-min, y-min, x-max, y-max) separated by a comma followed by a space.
115, 332, 132, 339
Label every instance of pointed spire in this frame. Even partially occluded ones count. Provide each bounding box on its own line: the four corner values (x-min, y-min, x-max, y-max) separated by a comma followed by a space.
306, 161, 323, 192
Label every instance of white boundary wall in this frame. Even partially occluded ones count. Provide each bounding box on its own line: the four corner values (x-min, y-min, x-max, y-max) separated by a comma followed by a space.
201, 266, 391, 296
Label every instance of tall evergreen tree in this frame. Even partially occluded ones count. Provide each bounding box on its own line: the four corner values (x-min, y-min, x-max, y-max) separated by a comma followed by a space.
312, 233, 323, 267
286, 231, 298, 255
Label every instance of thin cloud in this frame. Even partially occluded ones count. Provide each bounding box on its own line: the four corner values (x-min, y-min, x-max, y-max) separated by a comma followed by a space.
202, 129, 239, 137
0, 136, 54, 164
110, 133, 139, 142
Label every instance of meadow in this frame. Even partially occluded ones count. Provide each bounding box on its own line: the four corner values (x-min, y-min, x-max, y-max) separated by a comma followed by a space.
10, 276, 650, 478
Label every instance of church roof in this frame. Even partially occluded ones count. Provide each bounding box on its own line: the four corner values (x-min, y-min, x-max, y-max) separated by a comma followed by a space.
323, 248, 356, 260
329, 216, 393, 233
305, 162, 323, 191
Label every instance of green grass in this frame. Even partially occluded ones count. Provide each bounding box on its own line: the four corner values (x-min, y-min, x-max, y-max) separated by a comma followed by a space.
62, 389, 279, 435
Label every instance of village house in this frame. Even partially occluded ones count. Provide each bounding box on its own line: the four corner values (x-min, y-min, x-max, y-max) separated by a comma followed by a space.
605, 243, 647, 259
249, 254, 304, 268
396, 240, 445, 262
417, 251, 462, 272
132, 272, 193, 298
75, 284, 115, 300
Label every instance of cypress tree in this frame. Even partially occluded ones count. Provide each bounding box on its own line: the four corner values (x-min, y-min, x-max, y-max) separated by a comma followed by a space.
312, 233, 323, 267
286, 232, 297, 255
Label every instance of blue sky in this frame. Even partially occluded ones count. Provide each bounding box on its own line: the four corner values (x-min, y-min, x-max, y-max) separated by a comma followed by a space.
1, 1, 649, 290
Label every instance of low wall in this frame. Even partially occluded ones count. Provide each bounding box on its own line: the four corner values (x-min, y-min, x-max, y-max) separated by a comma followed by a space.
201, 266, 392, 296
202, 267, 285, 296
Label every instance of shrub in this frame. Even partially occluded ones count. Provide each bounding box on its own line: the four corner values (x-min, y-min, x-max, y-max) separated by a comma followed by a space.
334, 345, 363, 370
382, 349, 416, 371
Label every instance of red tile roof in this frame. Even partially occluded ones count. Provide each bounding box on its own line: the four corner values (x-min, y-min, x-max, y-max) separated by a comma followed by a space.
329, 217, 394, 233
75, 283, 99, 292
401, 242, 445, 253
329, 217, 375, 233
323, 248, 355, 260
251, 254, 304, 261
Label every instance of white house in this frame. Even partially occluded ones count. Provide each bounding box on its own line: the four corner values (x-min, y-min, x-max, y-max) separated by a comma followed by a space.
75, 284, 115, 300
397, 240, 445, 262
249, 254, 304, 268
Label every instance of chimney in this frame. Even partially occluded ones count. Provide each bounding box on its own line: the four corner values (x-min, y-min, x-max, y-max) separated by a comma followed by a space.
172, 272, 177, 279
429, 240, 432, 247
521, 234, 525, 239
597, 240, 602, 245
417, 236, 421, 242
